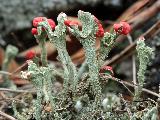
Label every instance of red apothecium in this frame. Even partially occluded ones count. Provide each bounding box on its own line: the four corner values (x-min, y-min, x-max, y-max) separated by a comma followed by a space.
94, 16, 104, 37
113, 21, 131, 35
25, 50, 36, 59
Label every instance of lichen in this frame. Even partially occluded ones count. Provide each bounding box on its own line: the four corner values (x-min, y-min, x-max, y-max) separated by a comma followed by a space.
13, 11, 158, 120
134, 38, 154, 101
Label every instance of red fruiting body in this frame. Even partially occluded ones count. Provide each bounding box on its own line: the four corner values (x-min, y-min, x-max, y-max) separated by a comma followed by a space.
64, 20, 79, 27
113, 21, 131, 35
33, 17, 56, 30
47, 19, 56, 30
64, 20, 72, 26
33, 17, 44, 27
103, 66, 113, 71
94, 16, 104, 37
26, 51, 36, 59
31, 28, 38, 35
100, 65, 114, 75
96, 24, 104, 37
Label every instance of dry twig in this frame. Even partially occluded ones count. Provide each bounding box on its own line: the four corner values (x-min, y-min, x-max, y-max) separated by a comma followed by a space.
0, 110, 16, 120
101, 75, 160, 98
0, 88, 35, 93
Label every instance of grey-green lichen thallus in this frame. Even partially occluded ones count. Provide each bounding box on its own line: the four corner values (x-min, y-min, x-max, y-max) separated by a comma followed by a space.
12, 11, 158, 120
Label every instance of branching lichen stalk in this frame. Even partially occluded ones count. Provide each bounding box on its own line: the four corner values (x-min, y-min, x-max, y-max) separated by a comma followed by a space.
35, 28, 48, 67
1, 45, 18, 89
21, 61, 56, 119
81, 38, 102, 106
134, 39, 154, 101
69, 10, 102, 108
38, 15, 78, 92
98, 32, 118, 67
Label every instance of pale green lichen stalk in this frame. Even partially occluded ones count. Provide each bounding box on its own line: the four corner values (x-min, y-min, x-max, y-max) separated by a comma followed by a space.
21, 60, 55, 120
1, 45, 18, 89
35, 29, 48, 66
69, 10, 102, 108
134, 38, 154, 101
38, 14, 78, 93
98, 32, 118, 67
